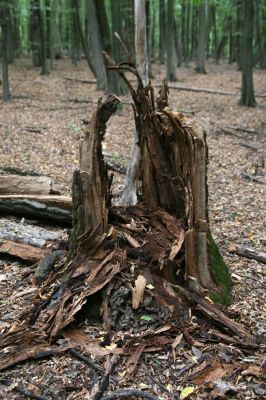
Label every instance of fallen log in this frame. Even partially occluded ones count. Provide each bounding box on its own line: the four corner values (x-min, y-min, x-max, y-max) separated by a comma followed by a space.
229, 244, 266, 264
0, 195, 72, 224
0, 218, 65, 247
0, 240, 49, 262
0, 175, 59, 195
154, 84, 266, 98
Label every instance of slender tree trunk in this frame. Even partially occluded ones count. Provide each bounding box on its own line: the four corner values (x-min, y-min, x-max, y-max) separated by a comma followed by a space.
36, 0, 48, 74
86, 0, 107, 90
166, 0, 177, 81
196, 0, 206, 73
239, 0, 256, 106
159, 0, 166, 63
100, 0, 127, 96
255, 0, 264, 67
1, 0, 10, 101
119, 0, 148, 206
260, 0, 266, 68
135, 0, 149, 84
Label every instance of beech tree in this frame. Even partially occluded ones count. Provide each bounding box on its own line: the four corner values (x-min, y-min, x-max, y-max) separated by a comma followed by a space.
239, 0, 256, 107
166, 0, 177, 81
196, 0, 207, 73
0, 0, 10, 101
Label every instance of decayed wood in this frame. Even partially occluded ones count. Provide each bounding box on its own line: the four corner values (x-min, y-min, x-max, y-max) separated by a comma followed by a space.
229, 244, 266, 264
71, 95, 120, 254
0, 218, 65, 247
0, 195, 72, 224
108, 55, 216, 291
0, 194, 72, 208
0, 175, 59, 195
0, 240, 49, 262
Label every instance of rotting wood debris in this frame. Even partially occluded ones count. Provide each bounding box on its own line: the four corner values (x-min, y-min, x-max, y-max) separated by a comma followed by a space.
0, 47, 265, 400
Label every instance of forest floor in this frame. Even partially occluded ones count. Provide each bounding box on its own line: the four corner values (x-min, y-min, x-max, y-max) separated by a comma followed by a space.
0, 58, 265, 399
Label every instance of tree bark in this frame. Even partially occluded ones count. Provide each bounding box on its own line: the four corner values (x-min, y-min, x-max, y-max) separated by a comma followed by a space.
0, 175, 57, 195
239, 0, 256, 106
159, 0, 166, 63
166, 0, 177, 81
0, 195, 72, 224
196, 0, 207, 73
86, 0, 107, 90
1, 0, 10, 101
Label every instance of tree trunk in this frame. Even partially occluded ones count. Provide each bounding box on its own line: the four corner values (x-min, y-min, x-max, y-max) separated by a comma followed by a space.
159, 0, 166, 63
1, 0, 10, 101
34, 0, 49, 75
86, 0, 107, 90
166, 0, 177, 81
134, 0, 149, 85
239, 0, 256, 107
118, 0, 148, 206
196, 0, 206, 73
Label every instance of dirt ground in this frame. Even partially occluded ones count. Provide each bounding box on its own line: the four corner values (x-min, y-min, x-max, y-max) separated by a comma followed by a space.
0, 58, 265, 399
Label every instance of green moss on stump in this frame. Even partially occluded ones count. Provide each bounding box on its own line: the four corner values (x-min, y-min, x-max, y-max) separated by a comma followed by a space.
209, 233, 233, 305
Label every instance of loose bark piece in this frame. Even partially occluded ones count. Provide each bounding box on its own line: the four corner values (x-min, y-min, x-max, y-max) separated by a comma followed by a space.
0, 175, 58, 195
0, 195, 72, 224
34, 250, 65, 286
126, 343, 145, 376
132, 275, 147, 309
229, 244, 266, 264
0, 240, 48, 262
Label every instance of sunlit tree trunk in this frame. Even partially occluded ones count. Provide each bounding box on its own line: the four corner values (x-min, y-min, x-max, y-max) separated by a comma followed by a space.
239, 0, 256, 106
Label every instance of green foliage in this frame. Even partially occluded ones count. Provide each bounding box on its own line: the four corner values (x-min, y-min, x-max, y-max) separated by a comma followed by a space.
208, 232, 233, 305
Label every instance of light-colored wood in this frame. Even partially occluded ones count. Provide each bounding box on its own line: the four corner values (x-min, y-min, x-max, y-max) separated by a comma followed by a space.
0, 194, 72, 209
0, 175, 56, 195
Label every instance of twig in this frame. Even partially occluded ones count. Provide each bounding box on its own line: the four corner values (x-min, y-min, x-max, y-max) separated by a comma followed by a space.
92, 356, 119, 400
69, 349, 105, 374
101, 389, 161, 400
63, 76, 97, 84
0, 379, 47, 400
239, 172, 265, 185
218, 127, 242, 138
232, 271, 266, 288
229, 244, 266, 264
240, 142, 259, 150
69, 349, 118, 383
141, 363, 178, 400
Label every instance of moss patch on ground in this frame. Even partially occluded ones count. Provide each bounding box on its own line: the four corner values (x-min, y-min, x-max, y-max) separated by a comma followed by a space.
209, 232, 233, 305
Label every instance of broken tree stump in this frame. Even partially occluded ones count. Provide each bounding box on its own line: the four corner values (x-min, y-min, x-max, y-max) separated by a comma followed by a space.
1, 53, 256, 375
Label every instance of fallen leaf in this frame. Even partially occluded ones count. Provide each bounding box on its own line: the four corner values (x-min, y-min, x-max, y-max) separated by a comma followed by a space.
105, 343, 117, 351
146, 284, 155, 290
140, 315, 153, 322
241, 365, 262, 378
180, 386, 195, 399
